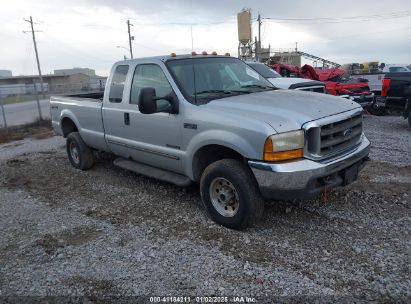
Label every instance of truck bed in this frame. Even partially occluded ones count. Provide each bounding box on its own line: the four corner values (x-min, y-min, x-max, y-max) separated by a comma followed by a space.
50, 94, 107, 151
350, 73, 385, 93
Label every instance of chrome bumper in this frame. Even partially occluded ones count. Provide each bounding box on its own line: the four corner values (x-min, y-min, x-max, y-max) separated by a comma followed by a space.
249, 136, 371, 200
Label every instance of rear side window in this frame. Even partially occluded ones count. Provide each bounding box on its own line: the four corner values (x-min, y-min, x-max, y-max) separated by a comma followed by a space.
109, 65, 129, 103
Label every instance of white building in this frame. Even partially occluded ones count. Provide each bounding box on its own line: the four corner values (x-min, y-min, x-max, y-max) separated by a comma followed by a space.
0, 70, 12, 77
54, 67, 96, 77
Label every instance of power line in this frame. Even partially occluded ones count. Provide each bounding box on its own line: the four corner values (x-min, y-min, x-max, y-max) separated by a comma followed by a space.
128, 18, 236, 26
316, 25, 411, 42
263, 10, 411, 23
41, 32, 114, 64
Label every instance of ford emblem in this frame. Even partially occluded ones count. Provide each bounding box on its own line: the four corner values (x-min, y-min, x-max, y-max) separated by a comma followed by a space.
343, 128, 352, 137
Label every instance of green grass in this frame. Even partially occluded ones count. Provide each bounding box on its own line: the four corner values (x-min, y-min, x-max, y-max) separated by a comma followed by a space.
0, 94, 50, 105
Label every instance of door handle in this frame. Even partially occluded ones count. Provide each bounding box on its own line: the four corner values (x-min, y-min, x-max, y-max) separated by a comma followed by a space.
124, 112, 130, 125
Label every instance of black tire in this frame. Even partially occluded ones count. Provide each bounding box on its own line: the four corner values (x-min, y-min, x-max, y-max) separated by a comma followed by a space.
200, 159, 264, 230
367, 103, 386, 116
66, 132, 94, 170
408, 114, 411, 128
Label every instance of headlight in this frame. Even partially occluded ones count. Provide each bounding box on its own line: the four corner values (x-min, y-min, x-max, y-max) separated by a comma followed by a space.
263, 130, 304, 161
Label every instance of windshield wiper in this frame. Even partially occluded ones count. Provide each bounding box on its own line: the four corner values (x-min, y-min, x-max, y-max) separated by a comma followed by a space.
241, 84, 275, 90
195, 89, 252, 96
195, 90, 232, 95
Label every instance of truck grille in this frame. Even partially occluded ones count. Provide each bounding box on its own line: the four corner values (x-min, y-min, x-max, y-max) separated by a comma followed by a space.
305, 112, 363, 159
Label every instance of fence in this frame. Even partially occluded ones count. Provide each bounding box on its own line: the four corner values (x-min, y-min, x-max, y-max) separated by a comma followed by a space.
0, 82, 105, 129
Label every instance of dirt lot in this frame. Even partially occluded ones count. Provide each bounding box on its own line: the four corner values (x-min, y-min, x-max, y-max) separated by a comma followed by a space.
0, 114, 410, 302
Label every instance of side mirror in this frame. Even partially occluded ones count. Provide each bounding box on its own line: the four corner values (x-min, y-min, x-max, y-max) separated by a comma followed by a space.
139, 87, 157, 114
139, 87, 178, 114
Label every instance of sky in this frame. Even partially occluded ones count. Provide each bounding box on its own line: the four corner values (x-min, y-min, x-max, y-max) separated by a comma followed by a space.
0, 0, 411, 76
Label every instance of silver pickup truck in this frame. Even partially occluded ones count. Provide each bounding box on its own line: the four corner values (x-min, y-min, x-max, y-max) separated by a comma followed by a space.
51, 54, 370, 229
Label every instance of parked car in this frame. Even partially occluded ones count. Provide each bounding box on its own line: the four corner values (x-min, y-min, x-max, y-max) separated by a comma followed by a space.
376, 72, 411, 125
246, 62, 326, 93
382, 64, 411, 73
51, 54, 370, 229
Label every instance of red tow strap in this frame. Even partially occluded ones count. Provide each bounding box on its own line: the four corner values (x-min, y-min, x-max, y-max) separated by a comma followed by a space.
322, 176, 330, 204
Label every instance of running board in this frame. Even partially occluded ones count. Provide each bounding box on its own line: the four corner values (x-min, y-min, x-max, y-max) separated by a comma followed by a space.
113, 158, 192, 187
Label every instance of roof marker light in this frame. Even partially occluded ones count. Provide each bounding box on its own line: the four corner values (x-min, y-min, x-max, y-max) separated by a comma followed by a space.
170, 53, 177, 57
202, 51, 208, 55
191, 51, 197, 56
212, 51, 217, 55
225, 52, 231, 56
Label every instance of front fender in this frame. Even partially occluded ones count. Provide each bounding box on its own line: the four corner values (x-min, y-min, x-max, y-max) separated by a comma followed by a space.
183, 129, 264, 179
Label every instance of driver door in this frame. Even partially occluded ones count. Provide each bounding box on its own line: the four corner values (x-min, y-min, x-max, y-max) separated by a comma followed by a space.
121, 63, 182, 173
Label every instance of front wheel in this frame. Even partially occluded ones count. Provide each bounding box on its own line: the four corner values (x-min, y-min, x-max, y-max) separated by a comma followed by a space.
66, 132, 94, 170
200, 159, 264, 230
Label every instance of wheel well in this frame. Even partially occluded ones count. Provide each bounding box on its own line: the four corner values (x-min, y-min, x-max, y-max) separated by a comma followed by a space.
192, 144, 245, 182
61, 117, 78, 137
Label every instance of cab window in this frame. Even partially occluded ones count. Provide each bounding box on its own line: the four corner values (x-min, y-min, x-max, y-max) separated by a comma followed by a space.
130, 64, 173, 111
109, 65, 129, 103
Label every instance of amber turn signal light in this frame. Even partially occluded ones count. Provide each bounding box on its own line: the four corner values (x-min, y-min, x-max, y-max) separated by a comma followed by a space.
263, 137, 304, 161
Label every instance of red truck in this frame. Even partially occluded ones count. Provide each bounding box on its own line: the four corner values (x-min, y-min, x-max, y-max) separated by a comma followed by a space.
271, 64, 374, 108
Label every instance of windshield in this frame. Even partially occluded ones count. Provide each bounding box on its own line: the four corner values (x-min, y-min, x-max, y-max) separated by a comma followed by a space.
166, 57, 275, 104
247, 63, 281, 79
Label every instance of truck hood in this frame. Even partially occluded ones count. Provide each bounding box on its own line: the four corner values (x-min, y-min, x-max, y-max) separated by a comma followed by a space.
205, 89, 361, 133
267, 77, 313, 89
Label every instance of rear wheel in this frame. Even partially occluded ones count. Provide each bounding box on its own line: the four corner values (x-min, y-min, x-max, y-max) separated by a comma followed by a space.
200, 159, 264, 230
66, 132, 94, 170
408, 114, 411, 127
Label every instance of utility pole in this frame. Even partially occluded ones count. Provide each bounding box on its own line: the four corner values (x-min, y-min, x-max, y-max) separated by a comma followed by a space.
24, 16, 45, 98
190, 25, 194, 52
127, 19, 134, 59
257, 14, 262, 62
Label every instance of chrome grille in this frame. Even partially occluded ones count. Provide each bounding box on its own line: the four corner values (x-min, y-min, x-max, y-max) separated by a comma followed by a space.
305, 111, 363, 159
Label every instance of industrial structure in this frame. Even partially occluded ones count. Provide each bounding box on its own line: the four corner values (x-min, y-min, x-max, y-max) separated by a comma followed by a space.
236, 10, 341, 68
237, 9, 253, 61
270, 49, 302, 66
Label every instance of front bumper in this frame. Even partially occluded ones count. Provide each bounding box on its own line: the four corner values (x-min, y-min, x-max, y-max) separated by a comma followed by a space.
249, 136, 370, 200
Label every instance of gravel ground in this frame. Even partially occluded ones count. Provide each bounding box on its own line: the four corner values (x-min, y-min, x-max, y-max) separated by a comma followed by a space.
0, 114, 410, 302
